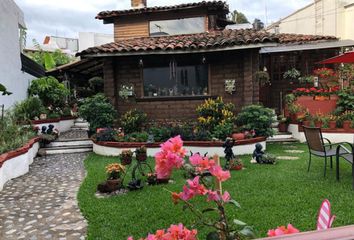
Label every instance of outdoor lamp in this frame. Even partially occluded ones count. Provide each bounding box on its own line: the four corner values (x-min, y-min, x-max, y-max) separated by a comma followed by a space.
139, 59, 144, 67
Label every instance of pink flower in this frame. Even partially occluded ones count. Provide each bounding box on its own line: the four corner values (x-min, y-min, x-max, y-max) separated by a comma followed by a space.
206, 190, 231, 202
189, 153, 215, 172
186, 176, 207, 195
267, 224, 300, 237
128, 224, 198, 240
221, 191, 231, 202
209, 165, 231, 182
155, 136, 186, 179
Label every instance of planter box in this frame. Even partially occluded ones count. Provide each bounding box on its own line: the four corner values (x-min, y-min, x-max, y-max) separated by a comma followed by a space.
93, 137, 266, 157
0, 137, 40, 191
32, 117, 77, 133
295, 95, 338, 115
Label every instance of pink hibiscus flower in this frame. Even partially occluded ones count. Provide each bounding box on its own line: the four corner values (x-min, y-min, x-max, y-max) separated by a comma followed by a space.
267, 224, 300, 237
209, 165, 231, 182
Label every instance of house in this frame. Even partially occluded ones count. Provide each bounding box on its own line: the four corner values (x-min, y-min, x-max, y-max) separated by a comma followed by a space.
0, 0, 45, 110
76, 0, 351, 119
267, 0, 354, 41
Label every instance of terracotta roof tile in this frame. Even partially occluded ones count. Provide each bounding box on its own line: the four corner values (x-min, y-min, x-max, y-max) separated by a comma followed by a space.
77, 29, 337, 57
96, 1, 228, 19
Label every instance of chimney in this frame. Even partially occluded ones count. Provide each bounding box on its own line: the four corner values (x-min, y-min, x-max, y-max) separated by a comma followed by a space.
131, 0, 147, 8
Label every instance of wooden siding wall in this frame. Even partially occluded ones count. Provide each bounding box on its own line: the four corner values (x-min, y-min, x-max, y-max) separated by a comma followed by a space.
102, 50, 260, 121
113, 9, 216, 41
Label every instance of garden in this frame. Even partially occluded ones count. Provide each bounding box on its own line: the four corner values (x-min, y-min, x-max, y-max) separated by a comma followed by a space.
280, 65, 354, 132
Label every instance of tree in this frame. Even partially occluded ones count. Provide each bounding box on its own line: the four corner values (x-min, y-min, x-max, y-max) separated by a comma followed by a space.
230, 10, 249, 24
26, 39, 74, 70
0, 84, 12, 96
252, 18, 264, 30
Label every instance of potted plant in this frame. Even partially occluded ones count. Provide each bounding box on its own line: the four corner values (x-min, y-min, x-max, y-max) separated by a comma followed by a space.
120, 150, 133, 165
328, 115, 338, 129
105, 163, 125, 191
340, 111, 353, 131
277, 115, 289, 132
287, 103, 302, 123
313, 113, 324, 128
302, 112, 312, 127
229, 158, 243, 171
135, 146, 147, 162
283, 68, 301, 85
147, 172, 157, 185
255, 70, 270, 86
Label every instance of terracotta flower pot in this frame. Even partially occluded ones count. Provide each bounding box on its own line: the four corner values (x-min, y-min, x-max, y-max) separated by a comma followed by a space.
106, 179, 122, 191
278, 122, 288, 132
302, 120, 310, 127
231, 164, 243, 171
232, 133, 245, 141
329, 121, 337, 129
343, 120, 352, 131
314, 121, 323, 128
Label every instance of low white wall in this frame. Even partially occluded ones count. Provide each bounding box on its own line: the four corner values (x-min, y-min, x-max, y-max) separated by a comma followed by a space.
93, 141, 266, 157
33, 118, 75, 134
0, 141, 39, 191
289, 124, 354, 143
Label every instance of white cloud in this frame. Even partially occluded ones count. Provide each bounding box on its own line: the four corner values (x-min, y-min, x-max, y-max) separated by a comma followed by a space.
14, 0, 312, 46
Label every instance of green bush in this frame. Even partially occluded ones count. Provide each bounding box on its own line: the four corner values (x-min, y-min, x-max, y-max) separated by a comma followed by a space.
79, 94, 117, 132
28, 76, 70, 108
196, 97, 236, 133
236, 104, 275, 137
211, 122, 233, 140
0, 114, 36, 154
148, 126, 172, 142
120, 109, 147, 134
123, 131, 149, 142
13, 97, 46, 121
336, 89, 354, 114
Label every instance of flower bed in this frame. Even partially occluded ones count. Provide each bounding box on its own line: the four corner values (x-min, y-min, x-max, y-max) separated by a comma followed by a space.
93, 137, 266, 157
0, 137, 40, 191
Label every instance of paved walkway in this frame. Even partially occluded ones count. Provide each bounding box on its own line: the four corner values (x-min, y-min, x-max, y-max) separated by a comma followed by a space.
0, 153, 88, 240
59, 131, 88, 140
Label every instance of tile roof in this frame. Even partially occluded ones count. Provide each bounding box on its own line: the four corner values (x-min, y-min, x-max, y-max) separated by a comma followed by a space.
96, 1, 228, 19
77, 29, 337, 57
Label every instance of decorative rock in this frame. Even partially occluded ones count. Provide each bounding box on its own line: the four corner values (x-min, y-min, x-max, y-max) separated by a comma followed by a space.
276, 156, 300, 160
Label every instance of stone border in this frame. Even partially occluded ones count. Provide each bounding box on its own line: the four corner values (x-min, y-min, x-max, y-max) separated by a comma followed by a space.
0, 137, 40, 191
93, 137, 266, 157
288, 124, 354, 143
32, 117, 77, 133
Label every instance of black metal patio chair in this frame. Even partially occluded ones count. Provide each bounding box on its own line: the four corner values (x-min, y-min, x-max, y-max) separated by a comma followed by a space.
303, 126, 348, 177
336, 143, 354, 189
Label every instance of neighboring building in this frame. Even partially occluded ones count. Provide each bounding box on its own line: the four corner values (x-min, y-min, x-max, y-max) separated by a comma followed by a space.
75, 0, 351, 120
0, 0, 45, 110
267, 0, 354, 40
78, 32, 114, 52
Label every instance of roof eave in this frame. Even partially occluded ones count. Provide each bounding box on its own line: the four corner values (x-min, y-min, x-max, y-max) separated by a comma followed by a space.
80, 43, 278, 58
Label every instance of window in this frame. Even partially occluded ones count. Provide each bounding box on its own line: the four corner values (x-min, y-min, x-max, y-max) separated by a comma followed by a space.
143, 61, 208, 97
149, 17, 205, 37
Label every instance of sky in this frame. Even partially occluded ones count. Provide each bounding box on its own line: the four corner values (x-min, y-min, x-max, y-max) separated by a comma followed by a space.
15, 0, 313, 47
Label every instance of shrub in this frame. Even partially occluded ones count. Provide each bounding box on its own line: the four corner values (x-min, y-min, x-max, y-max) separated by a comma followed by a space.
211, 122, 233, 140
148, 126, 172, 142
336, 89, 354, 114
0, 114, 36, 154
196, 97, 236, 139
28, 76, 70, 108
13, 97, 46, 121
236, 104, 276, 137
79, 94, 117, 132
120, 109, 147, 134
124, 131, 149, 142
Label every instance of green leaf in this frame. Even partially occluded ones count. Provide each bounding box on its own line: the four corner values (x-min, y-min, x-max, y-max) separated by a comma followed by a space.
233, 219, 247, 226
229, 199, 241, 208
202, 208, 218, 213
240, 226, 255, 238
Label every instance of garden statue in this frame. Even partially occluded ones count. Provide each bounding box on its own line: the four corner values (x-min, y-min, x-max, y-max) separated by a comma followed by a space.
222, 137, 236, 169
252, 143, 276, 164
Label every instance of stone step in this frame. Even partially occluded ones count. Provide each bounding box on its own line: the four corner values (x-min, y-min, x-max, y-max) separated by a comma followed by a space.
267, 138, 299, 143
268, 133, 293, 140
39, 145, 93, 155
74, 122, 89, 128
71, 126, 89, 131
47, 139, 92, 147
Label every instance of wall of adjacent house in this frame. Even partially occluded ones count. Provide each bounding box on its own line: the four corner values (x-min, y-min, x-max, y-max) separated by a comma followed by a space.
0, 0, 35, 110
268, 0, 354, 40
102, 50, 260, 121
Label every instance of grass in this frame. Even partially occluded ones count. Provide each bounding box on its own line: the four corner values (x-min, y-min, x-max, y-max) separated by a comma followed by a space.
78, 143, 354, 239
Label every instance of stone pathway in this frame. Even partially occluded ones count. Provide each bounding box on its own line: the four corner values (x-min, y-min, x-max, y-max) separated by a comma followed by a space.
0, 153, 87, 240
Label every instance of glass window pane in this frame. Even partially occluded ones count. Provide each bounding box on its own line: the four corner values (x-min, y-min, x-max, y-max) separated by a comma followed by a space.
143, 64, 208, 97
150, 17, 205, 36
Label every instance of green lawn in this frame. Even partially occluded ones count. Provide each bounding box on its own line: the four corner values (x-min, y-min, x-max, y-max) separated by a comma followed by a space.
78, 143, 354, 239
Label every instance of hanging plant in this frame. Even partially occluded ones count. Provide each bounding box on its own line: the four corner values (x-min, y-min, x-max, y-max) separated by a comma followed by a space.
283, 68, 301, 84
255, 71, 270, 86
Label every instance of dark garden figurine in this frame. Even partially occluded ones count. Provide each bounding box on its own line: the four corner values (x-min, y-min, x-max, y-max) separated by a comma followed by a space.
252, 143, 276, 164
47, 124, 55, 134
222, 137, 236, 169
41, 126, 47, 134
